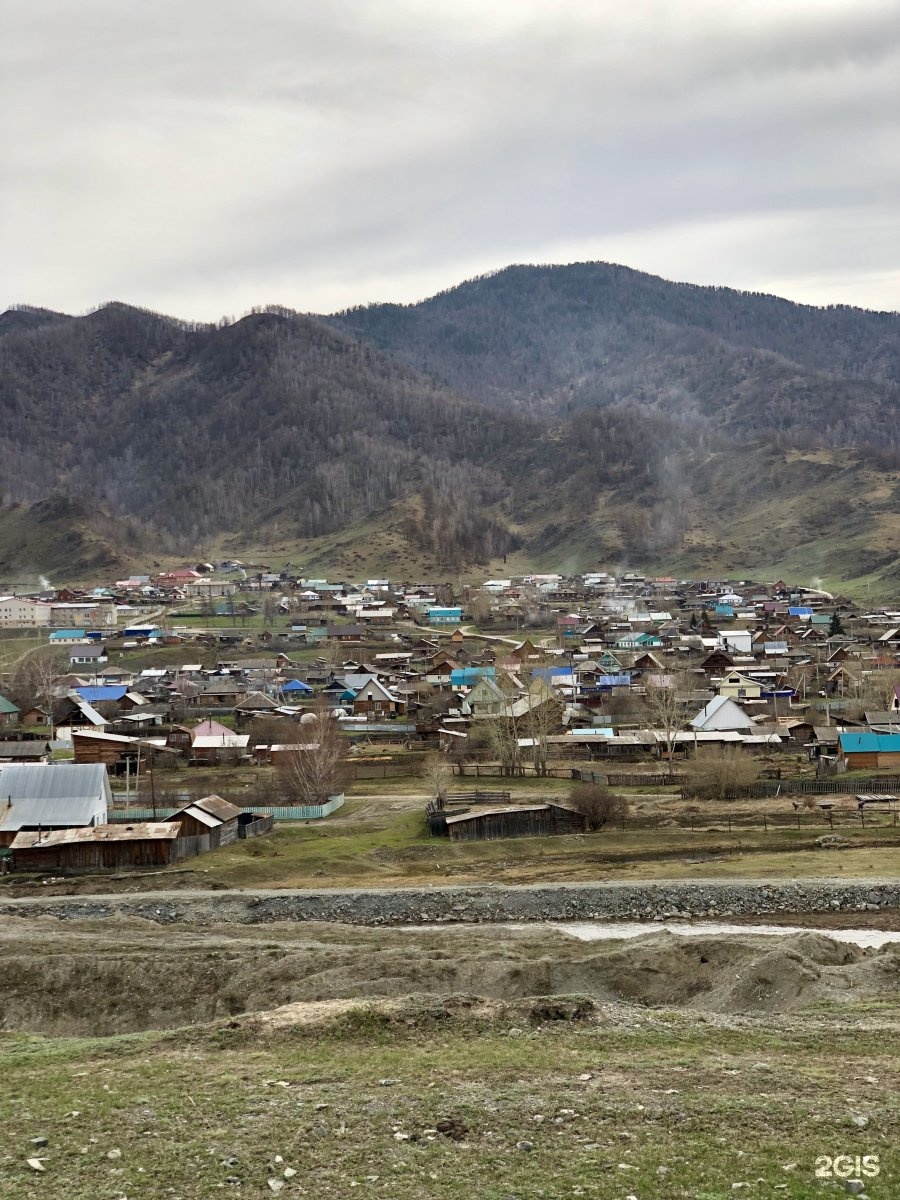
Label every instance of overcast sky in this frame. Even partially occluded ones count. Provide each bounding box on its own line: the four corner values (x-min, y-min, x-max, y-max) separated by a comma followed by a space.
2, 0, 898, 319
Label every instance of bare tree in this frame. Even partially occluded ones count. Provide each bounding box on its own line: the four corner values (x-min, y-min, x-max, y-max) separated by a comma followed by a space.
485, 712, 523, 776
568, 783, 628, 830
684, 745, 761, 800
421, 751, 452, 801
520, 693, 563, 777
277, 699, 348, 804
642, 671, 693, 759
7, 645, 67, 739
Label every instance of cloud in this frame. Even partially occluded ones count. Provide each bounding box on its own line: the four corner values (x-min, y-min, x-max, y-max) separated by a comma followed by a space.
2, 0, 898, 317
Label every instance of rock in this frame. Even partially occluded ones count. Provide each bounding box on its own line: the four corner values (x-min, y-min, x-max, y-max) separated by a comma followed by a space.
378, 1079, 401, 1087
30, 1136, 48, 1148
393, 1131, 410, 1142
516, 1140, 534, 1152
26, 1158, 45, 1172
267, 1179, 284, 1193
107, 1148, 122, 1159
850, 1114, 869, 1128
283, 1167, 297, 1178
844, 1181, 866, 1195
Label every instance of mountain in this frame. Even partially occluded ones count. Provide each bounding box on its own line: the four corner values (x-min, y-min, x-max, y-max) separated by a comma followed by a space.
0, 302, 534, 575
329, 262, 900, 449
2, 263, 900, 589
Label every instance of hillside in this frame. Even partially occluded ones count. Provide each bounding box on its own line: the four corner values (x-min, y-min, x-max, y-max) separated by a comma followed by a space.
2, 264, 900, 587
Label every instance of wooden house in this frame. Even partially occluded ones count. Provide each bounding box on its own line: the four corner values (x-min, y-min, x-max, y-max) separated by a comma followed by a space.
838, 732, 900, 770
352, 677, 406, 716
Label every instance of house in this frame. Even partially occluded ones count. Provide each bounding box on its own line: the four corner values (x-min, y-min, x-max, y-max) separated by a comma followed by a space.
691, 696, 754, 733
351, 677, 405, 717
69, 644, 109, 667
0, 762, 111, 847
325, 624, 365, 643
716, 672, 763, 700
190, 733, 250, 762
49, 628, 91, 645
838, 732, 900, 770
0, 694, 20, 727
428, 607, 463, 626
466, 676, 508, 717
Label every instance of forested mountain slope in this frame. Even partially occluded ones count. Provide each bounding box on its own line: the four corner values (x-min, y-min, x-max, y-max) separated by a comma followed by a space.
0, 303, 533, 563
329, 262, 900, 455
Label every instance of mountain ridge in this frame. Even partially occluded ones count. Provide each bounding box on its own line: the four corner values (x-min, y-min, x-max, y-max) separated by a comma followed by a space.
2, 261, 899, 588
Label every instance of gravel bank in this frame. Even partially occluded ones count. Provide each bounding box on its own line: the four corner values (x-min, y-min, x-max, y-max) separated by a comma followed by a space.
1, 877, 898, 926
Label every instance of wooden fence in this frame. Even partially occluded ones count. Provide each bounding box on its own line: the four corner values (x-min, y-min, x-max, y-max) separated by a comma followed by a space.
680, 774, 900, 801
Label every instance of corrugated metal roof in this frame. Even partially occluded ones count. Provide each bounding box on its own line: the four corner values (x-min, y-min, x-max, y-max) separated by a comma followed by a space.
178, 805, 220, 828
192, 793, 242, 822
0, 762, 109, 800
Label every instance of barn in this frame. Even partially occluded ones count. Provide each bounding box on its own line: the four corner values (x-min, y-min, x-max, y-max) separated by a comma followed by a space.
10, 822, 181, 871
444, 802, 585, 842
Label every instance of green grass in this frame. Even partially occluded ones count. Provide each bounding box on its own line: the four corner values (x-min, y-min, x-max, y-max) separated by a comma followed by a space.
1, 1008, 896, 1199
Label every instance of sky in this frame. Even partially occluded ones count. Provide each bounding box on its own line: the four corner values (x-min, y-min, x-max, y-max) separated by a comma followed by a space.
2, 0, 899, 319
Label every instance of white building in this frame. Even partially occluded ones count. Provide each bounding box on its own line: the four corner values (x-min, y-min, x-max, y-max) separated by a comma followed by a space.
0, 596, 52, 628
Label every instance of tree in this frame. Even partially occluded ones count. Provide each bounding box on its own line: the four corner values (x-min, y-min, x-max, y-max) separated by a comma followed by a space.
421, 751, 452, 801
277, 699, 348, 804
7, 645, 67, 738
642, 672, 693, 759
568, 783, 628, 830
684, 745, 761, 800
829, 610, 845, 636
262, 595, 280, 631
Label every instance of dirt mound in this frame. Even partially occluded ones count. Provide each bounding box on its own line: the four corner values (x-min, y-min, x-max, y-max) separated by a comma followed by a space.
1, 919, 897, 1035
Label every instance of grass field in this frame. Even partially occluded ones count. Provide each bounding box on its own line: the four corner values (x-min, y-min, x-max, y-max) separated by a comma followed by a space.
2, 1002, 896, 1200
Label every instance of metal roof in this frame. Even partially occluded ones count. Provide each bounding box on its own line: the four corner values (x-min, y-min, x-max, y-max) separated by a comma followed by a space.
0, 762, 109, 800
0, 763, 109, 832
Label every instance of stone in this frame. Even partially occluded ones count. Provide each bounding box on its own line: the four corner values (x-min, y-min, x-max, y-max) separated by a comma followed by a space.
267, 1179, 284, 1193
26, 1158, 45, 1172
850, 1114, 869, 1128
516, 1140, 534, 1152
30, 1136, 49, 1148
844, 1181, 866, 1195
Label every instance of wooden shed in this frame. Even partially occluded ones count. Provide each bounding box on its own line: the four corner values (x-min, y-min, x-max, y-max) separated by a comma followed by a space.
10, 822, 181, 872
445, 802, 585, 842
168, 794, 241, 851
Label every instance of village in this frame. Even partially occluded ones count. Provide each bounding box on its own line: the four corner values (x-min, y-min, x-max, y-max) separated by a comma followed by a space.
1, 562, 899, 877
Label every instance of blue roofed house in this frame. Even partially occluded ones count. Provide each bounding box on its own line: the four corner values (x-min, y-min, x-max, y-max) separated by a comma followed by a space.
838, 731, 900, 769
428, 607, 463, 626
50, 629, 91, 645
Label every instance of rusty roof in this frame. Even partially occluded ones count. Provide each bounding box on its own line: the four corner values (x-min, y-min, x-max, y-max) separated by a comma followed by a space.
11, 821, 181, 849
